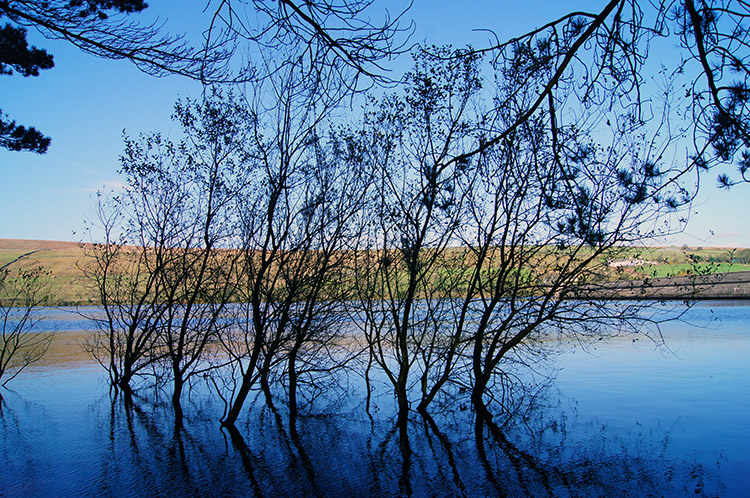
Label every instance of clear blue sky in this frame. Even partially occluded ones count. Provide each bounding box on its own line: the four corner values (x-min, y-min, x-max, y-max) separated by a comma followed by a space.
1, 1, 747, 247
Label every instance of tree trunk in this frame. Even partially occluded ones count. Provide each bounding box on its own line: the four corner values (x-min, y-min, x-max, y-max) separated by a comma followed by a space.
172, 374, 184, 421
221, 377, 252, 428
260, 369, 273, 407
117, 376, 133, 394
288, 345, 299, 419
221, 346, 263, 428
396, 383, 410, 425
471, 372, 493, 422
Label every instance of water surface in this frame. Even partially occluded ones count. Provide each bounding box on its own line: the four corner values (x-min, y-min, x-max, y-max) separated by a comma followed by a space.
1, 301, 747, 497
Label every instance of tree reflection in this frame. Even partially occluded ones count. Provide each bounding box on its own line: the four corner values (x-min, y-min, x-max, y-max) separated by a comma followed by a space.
470, 407, 720, 498
419, 412, 468, 496
94, 390, 242, 497
0, 377, 723, 497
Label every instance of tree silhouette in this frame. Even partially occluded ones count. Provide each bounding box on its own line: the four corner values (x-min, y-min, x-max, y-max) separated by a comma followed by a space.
0, 16, 53, 153
458, 0, 750, 187
216, 60, 371, 427
85, 90, 250, 420
345, 43, 690, 422
77, 1, 745, 429
0, 265, 51, 388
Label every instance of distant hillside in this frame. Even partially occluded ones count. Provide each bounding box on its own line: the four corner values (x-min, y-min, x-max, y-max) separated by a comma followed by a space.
2, 239, 750, 306
0, 238, 93, 305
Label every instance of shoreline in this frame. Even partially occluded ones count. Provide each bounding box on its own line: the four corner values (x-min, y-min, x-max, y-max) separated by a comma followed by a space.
573, 271, 750, 300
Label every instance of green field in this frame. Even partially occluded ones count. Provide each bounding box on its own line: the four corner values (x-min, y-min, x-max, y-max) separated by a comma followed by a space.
608, 246, 750, 278
636, 262, 750, 278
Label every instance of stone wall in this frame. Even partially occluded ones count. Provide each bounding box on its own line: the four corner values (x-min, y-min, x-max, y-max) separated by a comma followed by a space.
575, 271, 750, 300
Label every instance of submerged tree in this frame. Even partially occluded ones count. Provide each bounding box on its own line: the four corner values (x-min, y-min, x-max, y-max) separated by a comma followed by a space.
0, 265, 51, 388
452, 30, 694, 418
84, 0, 405, 422
349, 43, 691, 421
350, 47, 482, 421
217, 54, 372, 427
144, 92, 249, 420
81, 200, 165, 392
460, 118, 683, 421
85, 90, 250, 419
77, 0, 742, 429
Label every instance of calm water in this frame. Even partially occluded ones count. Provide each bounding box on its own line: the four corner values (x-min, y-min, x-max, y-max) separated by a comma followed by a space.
0, 302, 748, 497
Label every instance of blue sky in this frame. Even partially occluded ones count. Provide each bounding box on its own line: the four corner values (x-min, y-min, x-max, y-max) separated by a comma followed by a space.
1, 1, 748, 247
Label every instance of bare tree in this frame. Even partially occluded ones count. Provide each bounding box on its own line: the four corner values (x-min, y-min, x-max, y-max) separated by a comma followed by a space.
278, 136, 371, 419
120, 92, 250, 419
216, 50, 372, 426
350, 47, 482, 421
203, 0, 413, 91
346, 43, 692, 422
457, 37, 689, 420
0, 265, 51, 388
77, 0, 737, 428
459, 122, 683, 421
81, 201, 165, 392
85, 90, 250, 419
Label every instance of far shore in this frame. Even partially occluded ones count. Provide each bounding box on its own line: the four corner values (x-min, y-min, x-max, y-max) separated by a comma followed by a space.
3, 238, 750, 305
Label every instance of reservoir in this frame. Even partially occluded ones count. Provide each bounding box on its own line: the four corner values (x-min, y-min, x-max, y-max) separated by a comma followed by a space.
1, 301, 748, 497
